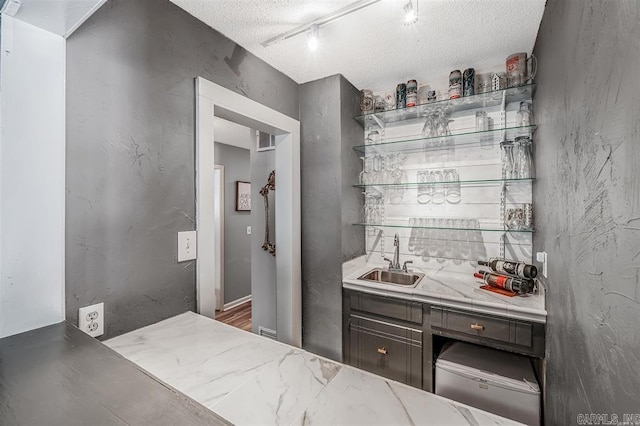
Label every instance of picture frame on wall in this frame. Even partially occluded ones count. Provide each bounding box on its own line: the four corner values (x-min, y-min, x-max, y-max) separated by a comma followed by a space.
236, 181, 251, 211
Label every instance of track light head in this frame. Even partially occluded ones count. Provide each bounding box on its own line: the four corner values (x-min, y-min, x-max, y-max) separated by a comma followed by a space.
307, 24, 319, 51
403, 0, 418, 25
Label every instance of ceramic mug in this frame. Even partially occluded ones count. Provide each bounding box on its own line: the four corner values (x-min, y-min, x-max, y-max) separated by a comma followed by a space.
506, 53, 537, 87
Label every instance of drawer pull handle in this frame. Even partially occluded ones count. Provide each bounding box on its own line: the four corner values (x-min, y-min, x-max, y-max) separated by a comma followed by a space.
471, 323, 484, 331
377, 347, 388, 355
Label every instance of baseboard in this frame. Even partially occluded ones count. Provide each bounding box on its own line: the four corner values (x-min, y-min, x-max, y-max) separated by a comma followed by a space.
223, 295, 252, 311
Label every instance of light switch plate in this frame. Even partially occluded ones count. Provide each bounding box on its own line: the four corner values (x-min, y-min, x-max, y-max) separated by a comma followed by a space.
247, 226, 251, 235
178, 231, 197, 262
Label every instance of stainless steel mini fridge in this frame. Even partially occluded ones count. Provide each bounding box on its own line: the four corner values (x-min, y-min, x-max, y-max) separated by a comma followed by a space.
435, 341, 541, 425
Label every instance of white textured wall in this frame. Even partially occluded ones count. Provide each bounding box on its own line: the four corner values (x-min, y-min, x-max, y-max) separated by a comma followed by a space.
0, 16, 66, 338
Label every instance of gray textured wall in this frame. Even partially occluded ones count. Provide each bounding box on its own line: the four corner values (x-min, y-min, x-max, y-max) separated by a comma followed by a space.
300, 74, 364, 361
66, 0, 298, 338
250, 144, 277, 333
214, 143, 251, 305
533, 0, 640, 423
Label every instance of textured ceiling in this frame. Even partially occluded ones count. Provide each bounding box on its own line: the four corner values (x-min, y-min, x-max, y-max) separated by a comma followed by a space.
170, 0, 546, 92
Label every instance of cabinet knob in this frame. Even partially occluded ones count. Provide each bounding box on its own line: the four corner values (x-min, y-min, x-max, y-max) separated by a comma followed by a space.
470, 323, 484, 331
377, 347, 387, 355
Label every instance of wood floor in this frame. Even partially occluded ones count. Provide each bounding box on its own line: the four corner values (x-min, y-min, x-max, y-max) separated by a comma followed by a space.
215, 300, 252, 332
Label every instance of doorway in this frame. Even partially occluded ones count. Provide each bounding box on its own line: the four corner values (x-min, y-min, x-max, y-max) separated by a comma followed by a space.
195, 77, 301, 348
212, 127, 255, 332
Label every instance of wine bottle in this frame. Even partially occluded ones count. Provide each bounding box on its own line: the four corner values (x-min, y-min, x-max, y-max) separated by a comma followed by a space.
474, 271, 534, 295
478, 257, 537, 279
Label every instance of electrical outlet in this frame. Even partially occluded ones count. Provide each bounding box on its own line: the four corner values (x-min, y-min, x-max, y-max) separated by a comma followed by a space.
79, 302, 104, 337
536, 251, 548, 278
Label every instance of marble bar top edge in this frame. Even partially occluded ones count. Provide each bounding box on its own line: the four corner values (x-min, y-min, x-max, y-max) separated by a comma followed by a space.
106, 312, 522, 426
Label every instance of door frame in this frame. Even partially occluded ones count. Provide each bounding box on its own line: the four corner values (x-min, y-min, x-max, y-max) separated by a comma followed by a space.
195, 77, 301, 348
213, 164, 224, 312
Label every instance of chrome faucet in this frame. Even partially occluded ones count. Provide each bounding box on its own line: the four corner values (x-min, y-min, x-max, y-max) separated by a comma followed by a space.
384, 233, 412, 273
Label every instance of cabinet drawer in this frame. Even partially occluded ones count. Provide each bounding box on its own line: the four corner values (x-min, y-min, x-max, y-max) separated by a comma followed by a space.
431, 307, 533, 348
349, 315, 422, 388
349, 292, 422, 324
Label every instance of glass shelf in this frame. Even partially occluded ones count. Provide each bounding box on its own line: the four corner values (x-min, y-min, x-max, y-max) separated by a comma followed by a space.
354, 177, 534, 189
353, 223, 534, 233
354, 84, 536, 127
353, 125, 537, 156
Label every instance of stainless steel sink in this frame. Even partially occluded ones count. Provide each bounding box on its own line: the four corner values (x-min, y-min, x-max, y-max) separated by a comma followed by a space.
358, 268, 425, 287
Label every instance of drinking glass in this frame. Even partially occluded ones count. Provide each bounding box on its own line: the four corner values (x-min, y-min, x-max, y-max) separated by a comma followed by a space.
364, 156, 374, 174
416, 218, 427, 259
384, 93, 396, 111
442, 219, 455, 260
386, 165, 405, 204
426, 218, 438, 260
459, 219, 472, 261
366, 130, 382, 146
500, 141, 515, 179
381, 154, 393, 184
476, 110, 493, 149
358, 169, 368, 185
516, 101, 534, 138
516, 101, 533, 127
444, 169, 461, 204
408, 218, 417, 252
435, 109, 452, 140
417, 170, 432, 204
436, 218, 448, 263
372, 155, 384, 183
477, 73, 492, 94
374, 95, 385, 113
514, 136, 533, 178
431, 170, 446, 204
421, 112, 436, 138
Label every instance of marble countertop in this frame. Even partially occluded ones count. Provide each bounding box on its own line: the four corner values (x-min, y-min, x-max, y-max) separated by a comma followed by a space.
343, 256, 547, 323
106, 312, 521, 426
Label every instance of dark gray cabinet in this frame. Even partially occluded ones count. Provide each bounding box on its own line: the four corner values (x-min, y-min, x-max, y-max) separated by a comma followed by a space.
343, 290, 433, 391
349, 315, 422, 388
430, 306, 545, 358
343, 288, 545, 393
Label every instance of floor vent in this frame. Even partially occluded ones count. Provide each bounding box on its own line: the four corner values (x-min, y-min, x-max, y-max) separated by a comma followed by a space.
258, 326, 277, 340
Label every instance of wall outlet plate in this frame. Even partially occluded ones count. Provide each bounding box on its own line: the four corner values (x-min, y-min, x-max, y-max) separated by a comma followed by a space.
78, 302, 104, 337
178, 230, 197, 262
536, 251, 548, 278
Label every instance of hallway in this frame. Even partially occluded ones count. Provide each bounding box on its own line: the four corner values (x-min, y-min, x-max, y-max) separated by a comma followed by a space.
215, 301, 252, 332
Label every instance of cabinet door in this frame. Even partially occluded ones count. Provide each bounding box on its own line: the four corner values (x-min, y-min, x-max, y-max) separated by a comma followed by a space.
349, 315, 422, 388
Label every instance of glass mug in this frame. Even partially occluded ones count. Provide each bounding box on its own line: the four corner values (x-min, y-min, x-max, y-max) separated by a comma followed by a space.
506, 52, 537, 87
359, 89, 374, 113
